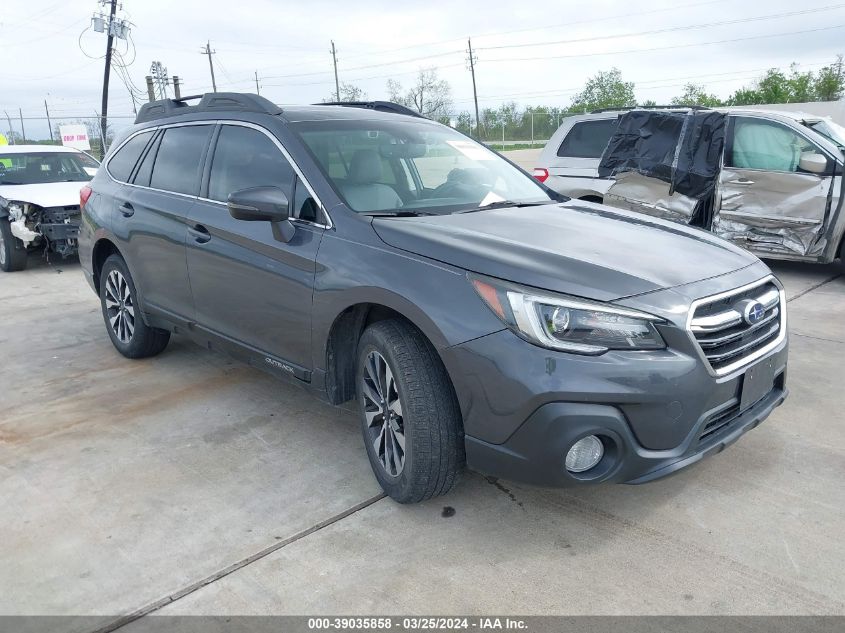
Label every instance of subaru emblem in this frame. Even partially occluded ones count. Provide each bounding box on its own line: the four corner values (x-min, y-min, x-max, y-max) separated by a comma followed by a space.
743, 301, 765, 325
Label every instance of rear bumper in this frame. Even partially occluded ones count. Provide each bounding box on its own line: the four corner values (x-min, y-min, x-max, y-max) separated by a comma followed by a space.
464, 371, 787, 487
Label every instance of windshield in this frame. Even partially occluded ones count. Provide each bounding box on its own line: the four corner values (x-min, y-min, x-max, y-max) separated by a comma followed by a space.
808, 119, 845, 149
0, 151, 98, 185
291, 118, 554, 214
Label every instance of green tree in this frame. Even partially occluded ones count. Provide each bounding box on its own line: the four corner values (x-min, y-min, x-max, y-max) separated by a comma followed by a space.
787, 64, 815, 103
814, 55, 845, 101
726, 87, 763, 106
755, 69, 792, 103
570, 68, 636, 112
638, 99, 658, 107
670, 84, 723, 107
455, 111, 473, 134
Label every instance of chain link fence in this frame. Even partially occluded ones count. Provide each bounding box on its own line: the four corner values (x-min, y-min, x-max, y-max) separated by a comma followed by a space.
2, 106, 580, 157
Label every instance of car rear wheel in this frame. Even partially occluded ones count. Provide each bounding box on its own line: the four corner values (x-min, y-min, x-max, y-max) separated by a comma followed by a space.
0, 219, 28, 272
100, 254, 170, 358
356, 319, 464, 503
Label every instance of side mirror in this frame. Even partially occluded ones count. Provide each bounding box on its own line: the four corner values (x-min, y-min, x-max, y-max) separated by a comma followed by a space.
227, 186, 294, 242
228, 186, 290, 222
799, 152, 828, 175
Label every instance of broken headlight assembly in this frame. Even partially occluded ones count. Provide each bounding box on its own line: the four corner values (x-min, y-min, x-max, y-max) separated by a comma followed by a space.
7, 201, 25, 221
470, 274, 666, 354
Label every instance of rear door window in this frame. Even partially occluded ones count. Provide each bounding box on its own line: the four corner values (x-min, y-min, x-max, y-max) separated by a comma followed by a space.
149, 125, 212, 195
107, 131, 154, 182
557, 119, 618, 158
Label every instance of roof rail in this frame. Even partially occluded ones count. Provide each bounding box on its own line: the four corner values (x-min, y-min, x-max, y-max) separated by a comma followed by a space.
590, 104, 712, 114
135, 92, 283, 125
316, 101, 425, 118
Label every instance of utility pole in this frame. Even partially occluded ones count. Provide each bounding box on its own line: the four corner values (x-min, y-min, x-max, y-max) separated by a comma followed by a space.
145, 76, 156, 102
330, 40, 340, 101
19, 108, 26, 143
254, 71, 260, 95
100, 0, 117, 154
201, 41, 217, 92
44, 100, 54, 142
466, 38, 481, 139
173, 75, 181, 99
4, 111, 13, 144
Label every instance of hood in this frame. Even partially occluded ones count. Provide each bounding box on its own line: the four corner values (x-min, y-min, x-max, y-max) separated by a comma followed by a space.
0, 181, 87, 209
372, 201, 758, 302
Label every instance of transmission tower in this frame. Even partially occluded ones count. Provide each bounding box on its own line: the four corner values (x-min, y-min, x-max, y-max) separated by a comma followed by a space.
150, 61, 170, 99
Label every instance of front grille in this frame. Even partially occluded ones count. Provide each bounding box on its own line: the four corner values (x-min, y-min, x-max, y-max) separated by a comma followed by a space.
689, 279, 783, 373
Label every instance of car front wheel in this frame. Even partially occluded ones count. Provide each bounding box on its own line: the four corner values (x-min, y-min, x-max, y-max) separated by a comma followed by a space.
356, 319, 464, 503
99, 254, 170, 358
0, 219, 28, 272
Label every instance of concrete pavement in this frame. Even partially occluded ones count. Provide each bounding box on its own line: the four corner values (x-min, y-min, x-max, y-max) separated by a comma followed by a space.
0, 249, 843, 625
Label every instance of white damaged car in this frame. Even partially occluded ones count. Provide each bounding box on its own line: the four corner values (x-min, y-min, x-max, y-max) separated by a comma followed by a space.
0, 144, 99, 272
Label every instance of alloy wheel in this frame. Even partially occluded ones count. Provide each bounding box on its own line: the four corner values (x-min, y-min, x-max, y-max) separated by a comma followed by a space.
104, 269, 135, 344
361, 350, 406, 477
0, 228, 6, 266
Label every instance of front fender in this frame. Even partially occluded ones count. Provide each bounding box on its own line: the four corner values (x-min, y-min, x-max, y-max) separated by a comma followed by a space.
310, 231, 505, 373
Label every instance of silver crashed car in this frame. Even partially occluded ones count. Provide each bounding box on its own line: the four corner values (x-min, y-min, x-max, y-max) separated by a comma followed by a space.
0, 144, 99, 272
534, 107, 845, 271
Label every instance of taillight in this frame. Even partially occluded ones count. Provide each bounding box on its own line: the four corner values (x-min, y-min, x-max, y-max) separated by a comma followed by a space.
80, 185, 93, 209
532, 168, 549, 183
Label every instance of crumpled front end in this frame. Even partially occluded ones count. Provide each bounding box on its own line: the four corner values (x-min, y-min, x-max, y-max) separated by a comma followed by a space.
1, 197, 81, 258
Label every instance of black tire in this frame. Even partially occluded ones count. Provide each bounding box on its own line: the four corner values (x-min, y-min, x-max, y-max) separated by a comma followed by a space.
0, 218, 28, 272
99, 254, 170, 358
356, 319, 464, 503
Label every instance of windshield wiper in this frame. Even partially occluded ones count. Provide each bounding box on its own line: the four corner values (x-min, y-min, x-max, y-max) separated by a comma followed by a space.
457, 200, 549, 214
362, 210, 435, 217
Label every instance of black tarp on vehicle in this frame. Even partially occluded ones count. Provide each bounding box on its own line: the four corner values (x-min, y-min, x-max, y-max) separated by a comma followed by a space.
597, 109, 727, 200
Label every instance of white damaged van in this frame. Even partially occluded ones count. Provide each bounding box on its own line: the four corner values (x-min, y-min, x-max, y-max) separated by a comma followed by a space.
534, 107, 845, 269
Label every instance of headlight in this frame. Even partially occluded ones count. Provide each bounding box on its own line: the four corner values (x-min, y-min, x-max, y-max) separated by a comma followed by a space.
471, 275, 666, 354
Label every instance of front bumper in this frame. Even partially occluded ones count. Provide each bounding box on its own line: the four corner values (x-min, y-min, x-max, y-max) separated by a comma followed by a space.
464, 374, 786, 487
441, 313, 788, 487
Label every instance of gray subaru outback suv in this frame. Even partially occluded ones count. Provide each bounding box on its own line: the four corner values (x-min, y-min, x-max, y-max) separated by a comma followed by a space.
78, 93, 788, 503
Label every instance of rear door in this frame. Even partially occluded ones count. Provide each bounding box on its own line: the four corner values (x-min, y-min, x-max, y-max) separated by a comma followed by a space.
186, 122, 325, 375
715, 115, 836, 258
115, 123, 214, 320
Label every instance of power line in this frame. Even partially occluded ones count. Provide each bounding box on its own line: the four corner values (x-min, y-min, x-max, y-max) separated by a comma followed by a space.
331, 0, 731, 63
477, 5, 845, 52
482, 23, 845, 64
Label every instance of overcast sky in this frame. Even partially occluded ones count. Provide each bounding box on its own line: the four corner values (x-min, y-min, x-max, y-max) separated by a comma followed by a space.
3, 0, 845, 139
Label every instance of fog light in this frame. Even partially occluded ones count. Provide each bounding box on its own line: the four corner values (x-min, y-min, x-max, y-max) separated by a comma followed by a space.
565, 435, 604, 473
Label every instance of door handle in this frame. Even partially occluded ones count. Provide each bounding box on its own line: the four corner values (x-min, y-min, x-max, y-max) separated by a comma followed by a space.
119, 202, 134, 217
189, 224, 211, 244
729, 178, 755, 186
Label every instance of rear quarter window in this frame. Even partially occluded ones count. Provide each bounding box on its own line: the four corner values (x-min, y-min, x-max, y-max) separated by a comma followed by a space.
557, 119, 618, 159
107, 131, 154, 182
